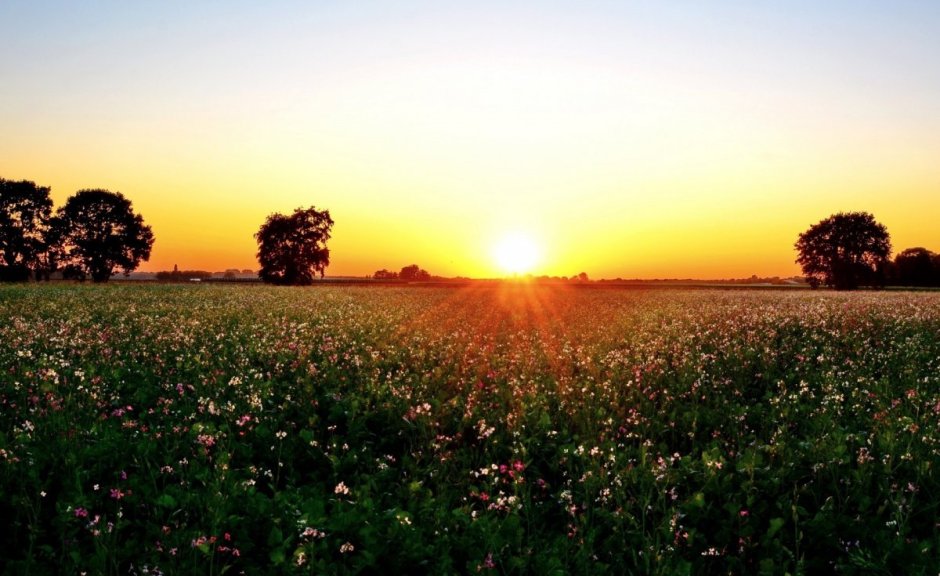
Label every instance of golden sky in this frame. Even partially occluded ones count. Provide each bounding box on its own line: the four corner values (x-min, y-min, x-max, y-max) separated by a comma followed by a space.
2, 2, 939, 278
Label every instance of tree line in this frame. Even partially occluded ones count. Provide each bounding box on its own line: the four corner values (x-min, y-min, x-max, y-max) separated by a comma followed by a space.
4, 176, 937, 289
0, 178, 153, 282
795, 211, 940, 289
373, 264, 432, 281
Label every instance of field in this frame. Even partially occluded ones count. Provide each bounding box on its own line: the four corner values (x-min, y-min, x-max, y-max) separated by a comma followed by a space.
1, 284, 939, 575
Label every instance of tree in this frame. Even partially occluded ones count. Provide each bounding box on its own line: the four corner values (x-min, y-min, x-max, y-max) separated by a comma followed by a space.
0, 178, 54, 281
893, 247, 939, 287
795, 212, 891, 290
51, 189, 154, 282
255, 206, 333, 285
399, 264, 430, 281
373, 269, 398, 280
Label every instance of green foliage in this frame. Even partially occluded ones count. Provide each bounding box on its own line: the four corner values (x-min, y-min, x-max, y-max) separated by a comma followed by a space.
1, 284, 939, 574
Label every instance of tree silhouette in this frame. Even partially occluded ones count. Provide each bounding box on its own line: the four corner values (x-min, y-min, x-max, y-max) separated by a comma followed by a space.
399, 264, 430, 281
51, 189, 154, 282
0, 178, 53, 281
373, 269, 398, 280
795, 212, 891, 290
255, 206, 333, 285
893, 247, 938, 287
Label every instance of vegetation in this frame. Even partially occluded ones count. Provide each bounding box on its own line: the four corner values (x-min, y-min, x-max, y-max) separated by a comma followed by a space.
1, 181, 154, 282
795, 212, 891, 290
890, 247, 940, 287
256, 207, 334, 285
50, 190, 155, 282
0, 178, 54, 281
155, 268, 214, 282
2, 284, 939, 574
372, 265, 432, 281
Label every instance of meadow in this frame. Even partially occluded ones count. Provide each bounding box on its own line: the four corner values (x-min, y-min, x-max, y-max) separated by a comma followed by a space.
1, 284, 939, 575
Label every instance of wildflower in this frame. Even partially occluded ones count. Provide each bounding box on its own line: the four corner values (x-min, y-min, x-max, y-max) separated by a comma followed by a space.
339, 542, 355, 553
477, 552, 495, 571
301, 526, 326, 539
334, 481, 350, 495
196, 434, 216, 449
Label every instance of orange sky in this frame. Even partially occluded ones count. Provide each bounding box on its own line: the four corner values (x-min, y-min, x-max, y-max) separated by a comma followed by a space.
2, 2, 939, 278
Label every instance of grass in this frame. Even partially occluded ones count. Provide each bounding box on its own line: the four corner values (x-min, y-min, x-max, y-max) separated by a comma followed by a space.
1, 283, 939, 574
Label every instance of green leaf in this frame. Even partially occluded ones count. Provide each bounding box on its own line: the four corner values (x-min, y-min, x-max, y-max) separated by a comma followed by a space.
767, 517, 785, 538
267, 526, 284, 546
155, 493, 177, 508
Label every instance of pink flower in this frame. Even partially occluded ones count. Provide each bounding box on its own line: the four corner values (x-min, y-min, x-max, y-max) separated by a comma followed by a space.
477, 552, 495, 571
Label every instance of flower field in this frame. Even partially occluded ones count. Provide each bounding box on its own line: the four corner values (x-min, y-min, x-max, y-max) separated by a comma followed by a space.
1, 284, 939, 575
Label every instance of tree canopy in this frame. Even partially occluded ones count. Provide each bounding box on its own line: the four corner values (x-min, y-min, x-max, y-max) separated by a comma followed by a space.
255, 206, 334, 285
795, 212, 891, 290
373, 269, 399, 280
0, 178, 53, 281
51, 189, 154, 282
892, 247, 940, 287
399, 264, 431, 281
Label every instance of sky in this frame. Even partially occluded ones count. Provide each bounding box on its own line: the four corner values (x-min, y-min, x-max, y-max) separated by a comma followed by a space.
2, 1, 939, 279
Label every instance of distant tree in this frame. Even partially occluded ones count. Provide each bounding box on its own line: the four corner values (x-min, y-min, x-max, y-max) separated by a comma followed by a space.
373, 269, 399, 280
795, 212, 891, 290
155, 269, 212, 282
50, 189, 154, 282
399, 264, 430, 281
576, 272, 589, 282
255, 206, 333, 285
893, 247, 938, 287
0, 178, 54, 281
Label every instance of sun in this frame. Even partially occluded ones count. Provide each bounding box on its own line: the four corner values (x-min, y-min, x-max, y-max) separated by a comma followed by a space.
492, 232, 541, 275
